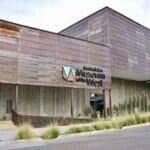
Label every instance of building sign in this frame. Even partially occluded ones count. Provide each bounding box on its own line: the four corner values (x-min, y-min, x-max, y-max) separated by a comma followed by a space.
62, 66, 75, 82
62, 66, 105, 87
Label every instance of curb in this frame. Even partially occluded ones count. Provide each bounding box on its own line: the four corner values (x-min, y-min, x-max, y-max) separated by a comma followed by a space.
58, 128, 116, 140
58, 123, 150, 140
122, 122, 150, 130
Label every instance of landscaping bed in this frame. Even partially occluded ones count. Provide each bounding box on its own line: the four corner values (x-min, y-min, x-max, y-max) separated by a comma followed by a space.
15, 113, 150, 140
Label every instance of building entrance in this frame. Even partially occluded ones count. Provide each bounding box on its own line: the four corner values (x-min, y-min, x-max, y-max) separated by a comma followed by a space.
90, 93, 104, 116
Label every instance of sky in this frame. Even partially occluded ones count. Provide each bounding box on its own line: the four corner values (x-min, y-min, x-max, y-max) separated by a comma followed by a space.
0, 0, 150, 32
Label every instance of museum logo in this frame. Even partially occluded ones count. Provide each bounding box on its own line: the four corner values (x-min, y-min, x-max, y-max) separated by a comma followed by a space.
62, 66, 75, 82
62, 66, 106, 87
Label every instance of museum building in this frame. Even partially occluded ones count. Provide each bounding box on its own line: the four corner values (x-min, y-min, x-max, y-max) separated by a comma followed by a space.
0, 7, 149, 120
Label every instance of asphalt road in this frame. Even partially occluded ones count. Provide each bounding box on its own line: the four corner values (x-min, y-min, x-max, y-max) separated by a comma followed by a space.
1, 124, 150, 150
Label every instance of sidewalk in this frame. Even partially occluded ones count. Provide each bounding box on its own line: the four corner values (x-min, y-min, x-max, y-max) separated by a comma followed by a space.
1, 121, 150, 141
0, 122, 71, 141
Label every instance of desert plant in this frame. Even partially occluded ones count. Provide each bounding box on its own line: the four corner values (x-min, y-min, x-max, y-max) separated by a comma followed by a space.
80, 125, 95, 132
65, 124, 95, 134
115, 115, 137, 129
41, 126, 60, 139
64, 126, 84, 134
140, 115, 148, 123
147, 115, 150, 122
92, 121, 113, 130
63, 113, 150, 135
129, 97, 133, 114
76, 113, 81, 117
92, 123, 105, 130
15, 123, 36, 140
135, 114, 141, 124
2, 115, 7, 120
125, 116, 136, 126
84, 107, 92, 117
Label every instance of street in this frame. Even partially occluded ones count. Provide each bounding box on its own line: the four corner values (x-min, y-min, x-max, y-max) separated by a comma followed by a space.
0, 124, 150, 150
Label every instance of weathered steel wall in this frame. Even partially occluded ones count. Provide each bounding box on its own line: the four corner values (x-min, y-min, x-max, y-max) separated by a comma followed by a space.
0, 20, 111, 89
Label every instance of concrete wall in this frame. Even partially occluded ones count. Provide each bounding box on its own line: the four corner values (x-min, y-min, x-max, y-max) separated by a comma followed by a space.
111, 78, 150, 113
17, 85, 90, 117
0, 84, 16, 120
0, 83, 96, 120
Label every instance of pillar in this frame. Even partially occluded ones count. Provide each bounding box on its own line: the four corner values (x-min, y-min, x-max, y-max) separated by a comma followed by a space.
71, 88, 74, 117
103, 89, 112, 117
15, 84, 19, 111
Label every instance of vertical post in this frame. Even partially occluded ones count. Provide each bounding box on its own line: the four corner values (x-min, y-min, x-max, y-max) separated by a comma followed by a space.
109, 89, 112, 117
15, 84, 19, 111
40, 87, 44, 116
71, 88, 74, 117
103, 89, 106, 118
53, 87, 56, 116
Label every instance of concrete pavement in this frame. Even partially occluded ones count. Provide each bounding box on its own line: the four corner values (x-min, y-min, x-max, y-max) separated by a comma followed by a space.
0, 124, 71, 141
0, 124, 150, 150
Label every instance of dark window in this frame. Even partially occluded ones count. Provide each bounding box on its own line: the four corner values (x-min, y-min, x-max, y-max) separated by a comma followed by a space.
90, 94, 104, 114
6, 99, 13, 113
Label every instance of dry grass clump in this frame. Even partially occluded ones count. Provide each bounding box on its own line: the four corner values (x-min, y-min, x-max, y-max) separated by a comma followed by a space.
64, 125, 95, 134
41, 126, 60, 139
16, 123, 36, 140
64, 113, 150, 134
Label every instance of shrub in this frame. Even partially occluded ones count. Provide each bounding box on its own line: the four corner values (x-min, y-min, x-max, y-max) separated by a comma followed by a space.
117, 116, 137, 128
125, 116, 137, 126
140, 115, 148, 123
92, 122, 113, 130
103, 122, 113, 129
92, 123, 105, 130
147, 115, 150, 122
84, 107, 92, 116
135, 114, 142, 124
2, 115, 7, 120
65, 126, 85, 134
64, 113, 150, 135
64, 124, 95, 134
16, 123, 36, 140
81, 125, 95, 132
41, 126, 60, 139
110, 121, 118, 129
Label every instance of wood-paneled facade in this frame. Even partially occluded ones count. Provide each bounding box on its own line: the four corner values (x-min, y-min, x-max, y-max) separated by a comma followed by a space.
60, 7, 150, 112
0, 7, 150, 119
0, 20, 111, 119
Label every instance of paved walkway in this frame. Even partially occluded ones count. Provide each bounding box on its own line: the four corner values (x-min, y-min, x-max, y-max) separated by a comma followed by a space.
0, 121, 150, 142
0, 123, 71, 141
0, 124, 150, 150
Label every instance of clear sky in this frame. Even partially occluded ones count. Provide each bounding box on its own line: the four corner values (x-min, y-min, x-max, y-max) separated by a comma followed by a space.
0, 0, 149, 32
